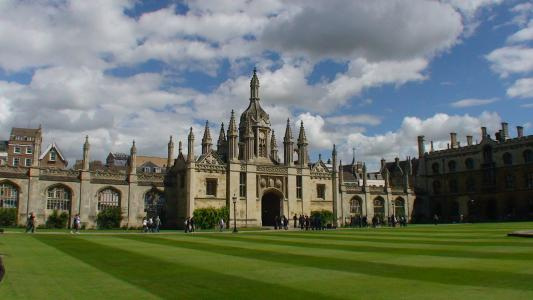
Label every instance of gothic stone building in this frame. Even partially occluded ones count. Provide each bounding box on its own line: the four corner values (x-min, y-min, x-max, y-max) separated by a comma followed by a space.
0, 71, 414, 228
414, 124, 533, 222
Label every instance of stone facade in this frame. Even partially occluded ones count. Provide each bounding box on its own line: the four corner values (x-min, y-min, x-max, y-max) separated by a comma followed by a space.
0, 71, 412, 228
414, 125, 533, 222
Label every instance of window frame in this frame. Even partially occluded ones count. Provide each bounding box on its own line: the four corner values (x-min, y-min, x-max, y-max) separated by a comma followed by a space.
206, 178, 218, 197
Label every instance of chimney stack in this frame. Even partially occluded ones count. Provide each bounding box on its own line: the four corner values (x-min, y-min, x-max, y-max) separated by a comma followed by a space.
517, 126, 524, 138
501, 123, 509, 140
481, 127, 487, 140
466, 135, 473, 146
417, 136, 425, 157
450, 132, 457, 149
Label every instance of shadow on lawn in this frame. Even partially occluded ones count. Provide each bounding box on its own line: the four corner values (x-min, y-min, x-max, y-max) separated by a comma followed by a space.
34, 235, 333, 300
118, 235, 533, 292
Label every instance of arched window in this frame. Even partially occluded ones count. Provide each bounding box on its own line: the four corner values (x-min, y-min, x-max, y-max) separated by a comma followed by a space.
0, 182, 18, 208
394, 198, 405, 216
448, 160, 456, 172
503, 152, 512, 165
144, 189, 165, 218
46, 185, 71, 211
350, 197, 362, 215
373, 197, 385, 218
505, 174, 515, 189
433, 180, 441, 194
98, 188, 120, 210
432, 162, 440, 174
465, 158, 474, 170
523, 149, 533, 163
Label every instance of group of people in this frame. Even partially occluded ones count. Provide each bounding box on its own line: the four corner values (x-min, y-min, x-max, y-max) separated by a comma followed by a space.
348, 214, 408, 228
184, 217, 195, 233
142, 216, 162, 233
25, 212, 36, 233
293, 214, 326, 230
274, 215, 289, 230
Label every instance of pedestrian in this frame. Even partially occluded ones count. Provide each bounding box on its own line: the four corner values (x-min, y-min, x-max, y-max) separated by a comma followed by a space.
155, 216, 161, 232
283, 215, 288, 230
293, 214, 297, 228
143, 218, 148, 233
304, 215, 309, 231
184, 217, 189, 233
190, 217, 195, 232
25, 213, 32, 233
299, 214, 304, 230
433, 214, 439, 225
219, 218, 225, 232
148, 217, 154, 232
71, 214, 81, 234
26, 212, 36, 233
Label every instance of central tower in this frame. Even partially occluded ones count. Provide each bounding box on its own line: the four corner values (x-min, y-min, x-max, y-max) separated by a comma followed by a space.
239, 69, 275, 164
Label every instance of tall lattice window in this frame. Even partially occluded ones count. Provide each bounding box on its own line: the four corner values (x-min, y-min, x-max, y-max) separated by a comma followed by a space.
239, 172, 246, 197
394, 198, 405, 216
350, 198, 362, 215
206, 179, 217, 196
98, 188, 120, 210
296, 176, 302, 199
0, 182, 18, 208
46, 186, 71, 210
316, 184, 325, 199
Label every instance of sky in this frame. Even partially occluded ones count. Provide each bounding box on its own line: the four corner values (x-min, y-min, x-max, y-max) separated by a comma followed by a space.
1, 0, 533, 170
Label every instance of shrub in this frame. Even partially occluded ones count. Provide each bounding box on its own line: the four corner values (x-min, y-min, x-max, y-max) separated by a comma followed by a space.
0, 208, 17, 226
46, 210, 69, 228
310, 210, 334, 227
96, 207, 123, 229
193, 206, 229, 229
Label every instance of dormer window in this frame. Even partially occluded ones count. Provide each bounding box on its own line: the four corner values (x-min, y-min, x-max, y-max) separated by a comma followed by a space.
26, 147, 33, 154
50, 151, 57, 161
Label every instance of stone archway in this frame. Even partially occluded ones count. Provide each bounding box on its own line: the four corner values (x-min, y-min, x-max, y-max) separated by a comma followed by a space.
261, 189, 283, 226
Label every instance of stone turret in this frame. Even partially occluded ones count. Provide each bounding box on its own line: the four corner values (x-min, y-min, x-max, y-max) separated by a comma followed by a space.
244, 121, 254, 161
250, 67, 259, 100
417, 136, 425, 157
270, 130, 279, 162
297, 121, 308, 167
201, 121, 212, 154
167, 135, 174, 170
227, 110, 239, 161
82, 135, 90, 171
187, 127, 194, 162
217, 122, 226, 159
283, 118, 294, 166
129, 140, 137, 175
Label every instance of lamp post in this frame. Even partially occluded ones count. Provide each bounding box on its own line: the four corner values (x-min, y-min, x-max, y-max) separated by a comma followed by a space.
232, 194, 238, 233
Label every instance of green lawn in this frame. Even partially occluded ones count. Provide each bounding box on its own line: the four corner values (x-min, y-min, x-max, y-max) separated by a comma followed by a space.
1, 223, 533, 299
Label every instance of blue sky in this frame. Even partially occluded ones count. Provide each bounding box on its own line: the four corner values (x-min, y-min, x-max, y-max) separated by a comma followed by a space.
1, 0, 533, 170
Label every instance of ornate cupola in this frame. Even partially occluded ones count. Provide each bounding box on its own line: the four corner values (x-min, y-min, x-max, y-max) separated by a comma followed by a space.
239, 69, 272, 160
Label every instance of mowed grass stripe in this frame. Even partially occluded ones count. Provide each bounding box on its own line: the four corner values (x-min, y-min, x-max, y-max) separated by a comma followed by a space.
206, 233, 533, 261
117, 234, 533, 292
34, 234, 329, 300
248, 231, 533, 248
304, 229, 515, 240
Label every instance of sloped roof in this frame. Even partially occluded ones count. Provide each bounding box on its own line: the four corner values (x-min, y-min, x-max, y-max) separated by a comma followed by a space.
137, 156, 167, 168
39, 143, 66, 162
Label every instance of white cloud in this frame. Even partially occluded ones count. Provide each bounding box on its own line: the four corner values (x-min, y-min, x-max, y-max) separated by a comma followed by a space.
451, 97, 498, 107
486, 46, 533, 77
507, 77, 533, 98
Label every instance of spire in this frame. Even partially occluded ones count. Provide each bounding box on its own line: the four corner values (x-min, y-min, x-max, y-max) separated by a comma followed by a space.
82, 135, 90, 171
167, 135, 174, 170
351, 147, 356, 165
131, 140, 137, 154
284, 118, 293, 142
228, 109, 238, 137
202, 121, 212, 154
217, 122, 226, 148
129, 140, 137, 175
332, 144, 337, 157
271, 130, 278, 149
187, 127, 194, 162
297, 121, 308, 145
178, 140, 183, 154
271, 130, 279, 162
250, 67, 259, 100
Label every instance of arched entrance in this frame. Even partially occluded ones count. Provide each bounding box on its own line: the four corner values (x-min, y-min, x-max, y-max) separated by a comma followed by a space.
261, 189, 283, 226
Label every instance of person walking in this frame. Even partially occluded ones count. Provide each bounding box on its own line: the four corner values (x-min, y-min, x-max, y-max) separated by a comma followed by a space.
155, 216, 161, 232
433, 214, 439, 225
184, 217, 190, 233
293, 214, 297, 228
143, 218, 148, 233
71, 214, 81, 234
219, 218, 225, 232
25, 212, 36, 233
